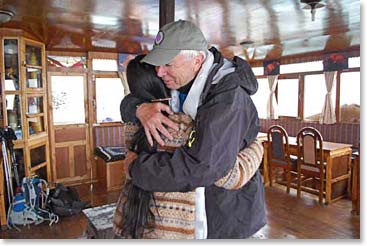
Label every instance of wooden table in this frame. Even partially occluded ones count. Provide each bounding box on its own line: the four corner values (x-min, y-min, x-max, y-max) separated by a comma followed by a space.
258, 132, 352, 204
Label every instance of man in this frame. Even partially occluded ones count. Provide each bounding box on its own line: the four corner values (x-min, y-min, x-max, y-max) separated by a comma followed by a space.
121, 20, 266, 239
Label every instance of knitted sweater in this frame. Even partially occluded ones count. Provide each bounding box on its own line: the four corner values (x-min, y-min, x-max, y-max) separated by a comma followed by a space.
113, 113, 263, 239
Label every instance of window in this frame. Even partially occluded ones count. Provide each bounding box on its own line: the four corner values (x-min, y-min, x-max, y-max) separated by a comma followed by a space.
251, 66, 263, 76
348, 57, 360, 68
280, 61, 323, 74
251, 78, 269, 119
96, 78, 125, 123
304, 74, 336, 121
339, 72, 360, 123
51, 76, 86, 125
92, 59, 118, 71
47, 55, 86, 68
277, 79, 299, 117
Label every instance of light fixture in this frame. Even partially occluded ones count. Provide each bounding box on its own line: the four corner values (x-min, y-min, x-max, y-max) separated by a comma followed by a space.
0, 9, 14, 24
301, 0, 325, 21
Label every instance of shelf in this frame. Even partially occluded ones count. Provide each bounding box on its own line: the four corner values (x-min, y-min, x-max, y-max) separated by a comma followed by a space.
26, 113, 44, 118
24, 64, 43, 69
30, 161, 47, 172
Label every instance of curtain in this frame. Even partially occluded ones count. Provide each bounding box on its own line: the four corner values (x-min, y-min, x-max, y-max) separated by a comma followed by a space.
267, 75, 279, 119
118, 71, 130, 96
118, 54, 136, 96
320, 71, 336, 124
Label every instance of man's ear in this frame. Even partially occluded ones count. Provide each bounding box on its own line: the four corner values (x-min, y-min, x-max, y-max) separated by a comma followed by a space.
193, 53, 205, 72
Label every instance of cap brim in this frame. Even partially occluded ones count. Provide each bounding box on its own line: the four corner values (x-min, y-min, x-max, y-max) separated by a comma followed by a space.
140, 47, 180, 66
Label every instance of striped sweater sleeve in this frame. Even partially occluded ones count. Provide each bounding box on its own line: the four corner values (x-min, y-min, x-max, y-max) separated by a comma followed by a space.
215, 139, 264, 190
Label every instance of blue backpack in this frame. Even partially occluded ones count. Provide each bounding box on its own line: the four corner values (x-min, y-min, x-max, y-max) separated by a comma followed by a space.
7, 177, 59, 230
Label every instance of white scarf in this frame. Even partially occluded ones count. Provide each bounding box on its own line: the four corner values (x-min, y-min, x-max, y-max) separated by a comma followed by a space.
182, 51, 214, 120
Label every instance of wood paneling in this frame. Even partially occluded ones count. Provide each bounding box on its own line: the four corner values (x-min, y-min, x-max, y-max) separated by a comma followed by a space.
260, 119, 360, 147
74, 145, 87, 177
0, 0, 360, 61
55, 127, 86, 143
93, 125, 124, 147
55, 147, 69, 179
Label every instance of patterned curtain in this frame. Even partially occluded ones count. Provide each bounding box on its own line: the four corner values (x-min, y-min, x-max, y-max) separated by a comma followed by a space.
320, 71, 337, 124
267, 75, 279, 119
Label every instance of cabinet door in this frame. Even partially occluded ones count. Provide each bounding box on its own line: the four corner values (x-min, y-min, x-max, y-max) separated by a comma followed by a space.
23, 41, 47, 139
26, 95, 47, 137
48, 73, 91, 184
3, 38, 23, 139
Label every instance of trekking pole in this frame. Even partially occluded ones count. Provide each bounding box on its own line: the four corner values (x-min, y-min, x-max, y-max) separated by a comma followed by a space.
4, 127, 20, 188
0, 128, 14, 206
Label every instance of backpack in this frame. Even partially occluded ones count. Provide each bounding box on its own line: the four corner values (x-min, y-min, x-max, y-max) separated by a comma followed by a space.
47, 183, 89, 217
7, 177, 59, 230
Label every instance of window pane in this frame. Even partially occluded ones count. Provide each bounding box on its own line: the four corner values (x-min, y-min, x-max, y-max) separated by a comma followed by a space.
348, 57, 360, 68
47, 55, 86, 68
96, 78, 125, 122
51, 76, 85, 125
251, 67, 263, 76
304, 74, 336, 121
251, 78, 269, 119
340, 72, 360, 123
92, 59, 118, 71
280, 61, 323, 74
277, 79, 298, 117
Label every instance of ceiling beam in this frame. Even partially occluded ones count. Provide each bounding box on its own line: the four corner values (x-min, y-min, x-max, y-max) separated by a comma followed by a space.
159, 0, 175, 28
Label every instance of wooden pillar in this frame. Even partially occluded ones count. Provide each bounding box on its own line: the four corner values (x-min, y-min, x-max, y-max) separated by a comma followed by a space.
159, 0, 175, 28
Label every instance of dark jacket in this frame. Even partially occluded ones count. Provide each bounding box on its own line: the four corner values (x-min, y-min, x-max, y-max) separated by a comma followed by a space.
121, 48, 266, 238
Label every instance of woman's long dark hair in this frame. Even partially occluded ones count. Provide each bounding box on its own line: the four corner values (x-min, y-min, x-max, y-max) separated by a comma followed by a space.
119, 55, 168, 238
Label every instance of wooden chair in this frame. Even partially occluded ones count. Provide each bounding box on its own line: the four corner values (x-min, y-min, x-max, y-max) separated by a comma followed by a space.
296, 127, 325, 205
267, 125, 297, 193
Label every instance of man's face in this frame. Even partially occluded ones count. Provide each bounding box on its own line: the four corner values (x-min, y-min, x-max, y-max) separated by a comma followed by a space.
155, 53, 203, 90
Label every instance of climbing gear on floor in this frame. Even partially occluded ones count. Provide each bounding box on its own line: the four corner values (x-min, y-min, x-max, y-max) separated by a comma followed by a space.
47, 183, 89, 217
7, 177, 59, 230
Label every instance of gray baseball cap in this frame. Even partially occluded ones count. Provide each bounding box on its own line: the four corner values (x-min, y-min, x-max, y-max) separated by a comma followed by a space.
141, 20, 208, 66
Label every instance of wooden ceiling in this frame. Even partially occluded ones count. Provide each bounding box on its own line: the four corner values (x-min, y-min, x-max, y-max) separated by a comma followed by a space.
0, 0, 360, 61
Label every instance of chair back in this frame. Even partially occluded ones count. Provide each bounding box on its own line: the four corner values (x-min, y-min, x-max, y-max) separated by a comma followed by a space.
297, 127, 324, 169
267, 125, 290, 164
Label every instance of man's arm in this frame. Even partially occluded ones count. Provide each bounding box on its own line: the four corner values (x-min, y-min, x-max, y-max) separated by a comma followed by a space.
120, 94, 179, 145
129, 89, 260, 192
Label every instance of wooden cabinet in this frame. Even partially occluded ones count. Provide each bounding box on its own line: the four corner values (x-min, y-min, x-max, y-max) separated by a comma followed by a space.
1, 36, 50, 183
96, 157, 126, 192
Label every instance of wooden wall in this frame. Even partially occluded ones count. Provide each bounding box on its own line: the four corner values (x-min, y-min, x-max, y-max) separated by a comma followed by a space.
260, 119, 360, 147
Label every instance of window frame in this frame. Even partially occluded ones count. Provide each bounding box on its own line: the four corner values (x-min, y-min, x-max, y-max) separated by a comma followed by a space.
88, 51, 125, 126
336, 68, 360, 123
254, 62, 360, 124
276, 74, 300, 119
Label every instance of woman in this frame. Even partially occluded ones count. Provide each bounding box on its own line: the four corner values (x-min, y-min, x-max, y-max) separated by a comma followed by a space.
113, 55, 263, 239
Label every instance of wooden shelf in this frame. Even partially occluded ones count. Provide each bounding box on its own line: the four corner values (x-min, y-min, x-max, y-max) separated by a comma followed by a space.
24, 64, 43, 69
30, 161, 47, 172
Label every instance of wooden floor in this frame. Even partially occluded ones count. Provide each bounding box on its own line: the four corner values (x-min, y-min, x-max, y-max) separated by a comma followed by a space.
0, 182, 360, 239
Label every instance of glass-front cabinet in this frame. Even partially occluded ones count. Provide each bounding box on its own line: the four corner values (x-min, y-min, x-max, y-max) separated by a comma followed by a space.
3, 38, 23, 139
1, 35, 50, 183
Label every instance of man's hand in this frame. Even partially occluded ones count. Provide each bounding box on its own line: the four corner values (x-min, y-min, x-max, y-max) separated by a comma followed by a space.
123, 151, 138, 178
136, 102, 179, 146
